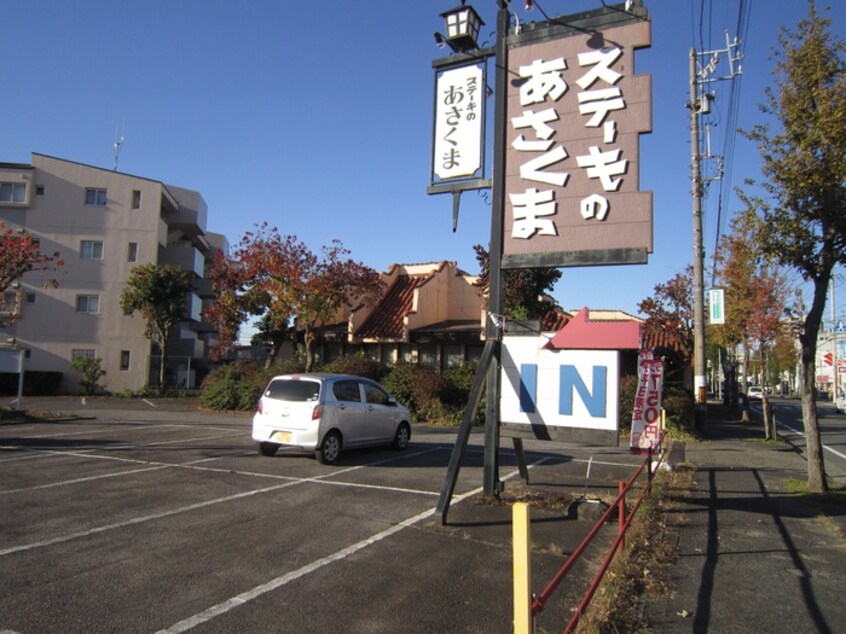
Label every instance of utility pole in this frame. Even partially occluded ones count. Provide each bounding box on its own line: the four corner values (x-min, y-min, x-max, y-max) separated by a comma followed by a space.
689, 32, 743, 419
689, 48, 707, 412
832, 279, 839, 400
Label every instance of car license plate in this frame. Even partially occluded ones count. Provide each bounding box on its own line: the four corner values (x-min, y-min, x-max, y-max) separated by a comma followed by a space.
272, 431, 292, 443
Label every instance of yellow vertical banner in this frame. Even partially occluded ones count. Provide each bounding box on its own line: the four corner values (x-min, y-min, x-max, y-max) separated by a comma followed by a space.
513, 502, 532, 633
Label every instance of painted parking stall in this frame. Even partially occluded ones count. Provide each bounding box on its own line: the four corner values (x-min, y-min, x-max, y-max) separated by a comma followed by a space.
1, 401, 643, 632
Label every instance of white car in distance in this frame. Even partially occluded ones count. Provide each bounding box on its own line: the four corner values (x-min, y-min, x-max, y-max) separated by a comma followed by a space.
252, 373, 412, 465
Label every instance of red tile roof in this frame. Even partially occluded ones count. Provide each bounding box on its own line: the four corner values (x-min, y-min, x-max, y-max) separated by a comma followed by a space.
356, 274, 431, 339
539, 307, 572, 332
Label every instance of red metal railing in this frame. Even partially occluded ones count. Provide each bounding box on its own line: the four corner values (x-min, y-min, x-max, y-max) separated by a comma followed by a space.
530, 445, 665, 632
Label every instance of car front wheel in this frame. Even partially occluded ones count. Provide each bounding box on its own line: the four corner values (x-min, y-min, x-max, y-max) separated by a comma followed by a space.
316, 431, 342, 465
392, 422, 411, 450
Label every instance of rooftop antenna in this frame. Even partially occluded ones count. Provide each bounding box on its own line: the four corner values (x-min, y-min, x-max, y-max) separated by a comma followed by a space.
113, 119, 125, 171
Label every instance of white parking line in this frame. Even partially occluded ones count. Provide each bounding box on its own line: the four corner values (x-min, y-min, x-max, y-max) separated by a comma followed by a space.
0, 447, 445, 555
0, 478, 312, 557
10, 423, 190, 440
155, 460, 550, 634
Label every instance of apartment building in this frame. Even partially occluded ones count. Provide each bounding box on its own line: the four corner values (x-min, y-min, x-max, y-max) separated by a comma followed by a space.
0, 153, 226, 394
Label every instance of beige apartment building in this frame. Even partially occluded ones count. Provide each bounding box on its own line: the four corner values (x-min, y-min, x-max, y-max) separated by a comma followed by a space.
0, 153, 226, 394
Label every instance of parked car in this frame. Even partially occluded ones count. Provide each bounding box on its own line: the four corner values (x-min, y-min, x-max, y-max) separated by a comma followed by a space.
252, 373, 412, 464
746, 385, 763, 401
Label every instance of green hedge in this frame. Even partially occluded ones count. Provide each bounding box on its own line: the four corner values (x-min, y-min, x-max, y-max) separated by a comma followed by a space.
199, 357, 482, 425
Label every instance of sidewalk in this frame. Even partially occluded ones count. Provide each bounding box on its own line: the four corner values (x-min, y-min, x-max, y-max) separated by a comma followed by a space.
648, 403, 846, 633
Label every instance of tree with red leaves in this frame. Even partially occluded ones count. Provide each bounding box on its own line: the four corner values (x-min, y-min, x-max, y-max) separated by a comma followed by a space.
638, 266, 695, 388
206, 224, 384, 371
0, 223, 63, 326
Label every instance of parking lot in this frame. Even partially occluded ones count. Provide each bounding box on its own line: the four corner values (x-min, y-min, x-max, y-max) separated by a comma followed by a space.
1, 398, 647, 633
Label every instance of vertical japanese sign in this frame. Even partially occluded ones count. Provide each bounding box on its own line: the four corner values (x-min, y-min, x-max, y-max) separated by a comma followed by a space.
708, 288, 725, 325
431, 62, 485, 183
629, 351, 664, 453
503, 19, 653, 266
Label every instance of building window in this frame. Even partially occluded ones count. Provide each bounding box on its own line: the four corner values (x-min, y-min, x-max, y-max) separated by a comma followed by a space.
127, 242, 138, 262
466, 345, 484, 365
418, 344, 438, 369
26, 293, 35, 303
71, 349, 96, 360
1, 292, 17, 313
380, 345, 396, 368
120, 350, 130, 371
76, 294, 100, 314
0, 182, 26, 203
131, 190, 141, 209
36, 185, 45, 196
85, 188, 107, 205
80, 240, 104, 260
443, 345, 463, 370
24, 349, 31, 359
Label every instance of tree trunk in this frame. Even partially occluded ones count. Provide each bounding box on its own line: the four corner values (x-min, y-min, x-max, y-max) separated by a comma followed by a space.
799, 276, 830, 493
762, 393, 771, 439
800, 358, 826, 491
304, 329, 316, 373
156, 325, 169, 395
741, 344, 752, 423
159, 348, 168, 395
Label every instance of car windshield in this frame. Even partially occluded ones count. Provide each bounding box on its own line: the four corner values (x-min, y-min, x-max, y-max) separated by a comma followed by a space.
265, 379, 320, 402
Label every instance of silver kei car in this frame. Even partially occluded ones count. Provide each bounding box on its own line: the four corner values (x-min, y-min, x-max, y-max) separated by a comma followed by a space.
252, 373, 412, 465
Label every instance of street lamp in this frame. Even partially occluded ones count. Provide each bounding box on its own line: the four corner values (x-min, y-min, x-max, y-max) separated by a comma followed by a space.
437, 2, 485, 53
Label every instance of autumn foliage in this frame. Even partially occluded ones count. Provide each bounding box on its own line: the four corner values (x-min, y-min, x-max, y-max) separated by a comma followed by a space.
0, 223, 64, 324
206, 224, 384, 370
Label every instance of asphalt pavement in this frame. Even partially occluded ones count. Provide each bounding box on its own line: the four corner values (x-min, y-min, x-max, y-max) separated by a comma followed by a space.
647, 402, 846, 633
4, 396, 846, 632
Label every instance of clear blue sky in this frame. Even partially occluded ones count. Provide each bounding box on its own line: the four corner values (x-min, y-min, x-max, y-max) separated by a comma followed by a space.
5, 0, 844, 326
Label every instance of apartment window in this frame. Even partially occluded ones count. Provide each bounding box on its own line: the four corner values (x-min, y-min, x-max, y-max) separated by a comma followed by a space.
36, 185, 44, 196
80, 240, 104, 260
1, 292, 17, 313
76, 294, 100, 314
71, 349, 95, 360
120, 350, 130, 371
84, 188, 107, 205
131, 190, 141, 209
26, 293, 35, 303
127, 242, 138, 262
0, 182, 26, 203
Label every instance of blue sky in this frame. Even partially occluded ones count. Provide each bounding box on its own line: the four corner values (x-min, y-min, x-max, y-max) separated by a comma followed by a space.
4, 0, 845, 328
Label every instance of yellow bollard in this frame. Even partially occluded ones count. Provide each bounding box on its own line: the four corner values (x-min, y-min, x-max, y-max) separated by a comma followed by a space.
513, 502, 532, 633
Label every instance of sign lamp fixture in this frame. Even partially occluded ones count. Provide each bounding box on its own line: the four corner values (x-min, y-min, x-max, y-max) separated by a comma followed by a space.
437, 1, 484, 53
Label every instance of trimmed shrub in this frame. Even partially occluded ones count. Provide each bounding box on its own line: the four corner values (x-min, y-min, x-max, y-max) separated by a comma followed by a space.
617, 373, 639, 434
200, 361, 265, 411
70, 357, 106, 396
381, 362, 447, 423
662, 385, 695, 436
441, 363, 485, 425
318, 352, 384, 380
